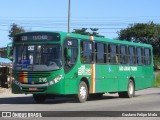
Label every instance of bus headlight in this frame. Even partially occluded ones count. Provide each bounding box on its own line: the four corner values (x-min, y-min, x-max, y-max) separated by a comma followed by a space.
49, 75, 62, 85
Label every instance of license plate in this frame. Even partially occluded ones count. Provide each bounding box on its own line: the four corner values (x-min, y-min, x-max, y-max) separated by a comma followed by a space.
29, 88, 37, 91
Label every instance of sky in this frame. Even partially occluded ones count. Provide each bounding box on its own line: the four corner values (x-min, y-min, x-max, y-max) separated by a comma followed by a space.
0, 0, 160, 48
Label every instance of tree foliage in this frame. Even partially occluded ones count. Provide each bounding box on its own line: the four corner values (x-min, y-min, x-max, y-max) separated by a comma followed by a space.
8, 23, 25, 40
72, 28, 104, 38
117, 22, 160, 55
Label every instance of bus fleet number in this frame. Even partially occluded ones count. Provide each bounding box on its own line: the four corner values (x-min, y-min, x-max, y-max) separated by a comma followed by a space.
39, 78, 47, 82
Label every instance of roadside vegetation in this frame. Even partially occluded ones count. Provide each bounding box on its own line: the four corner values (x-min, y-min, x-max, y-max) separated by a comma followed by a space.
155, 71, 160, 88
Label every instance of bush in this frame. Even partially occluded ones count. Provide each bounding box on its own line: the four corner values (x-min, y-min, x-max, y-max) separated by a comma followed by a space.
154, 55, 160, 70
155, 73, 160, 88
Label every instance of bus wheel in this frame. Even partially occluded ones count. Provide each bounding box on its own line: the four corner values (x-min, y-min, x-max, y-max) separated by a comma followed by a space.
33, 94, 46, 103
75, 81, 88, 103
118, 79, 135, 98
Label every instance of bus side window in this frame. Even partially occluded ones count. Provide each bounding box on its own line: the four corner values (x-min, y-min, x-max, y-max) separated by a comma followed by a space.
81, 41, 94, 64
144, 48, 151, 65
137, 47, 143, 65
149, 49, 152, 65
95, 42, 106, 63
116, 45, 119, 64
108, 44, 119, 64
105, 44, 108, 63
120, 45, 128, 64
129, 46, 136, 65
142, 48, 145, 65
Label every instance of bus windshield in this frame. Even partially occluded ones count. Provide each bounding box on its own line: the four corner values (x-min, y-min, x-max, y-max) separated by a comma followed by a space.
13, 44, 62, 71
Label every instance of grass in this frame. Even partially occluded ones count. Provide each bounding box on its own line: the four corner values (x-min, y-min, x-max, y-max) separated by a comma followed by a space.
155, 72, 160, 88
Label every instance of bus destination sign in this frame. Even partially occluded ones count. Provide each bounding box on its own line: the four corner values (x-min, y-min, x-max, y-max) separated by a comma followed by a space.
21, 35, 48, 41
14, 32, 60, 42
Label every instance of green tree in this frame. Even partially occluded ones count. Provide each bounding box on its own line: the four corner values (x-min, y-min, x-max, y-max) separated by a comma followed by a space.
72, 28, 89, 35
90, 28, 104, 38
117, 22, 160, 55
8, 23, 25, 40
72, 28, 104, 37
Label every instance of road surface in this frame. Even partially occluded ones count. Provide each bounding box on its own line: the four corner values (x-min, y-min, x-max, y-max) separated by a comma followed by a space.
0, 88, 160, 119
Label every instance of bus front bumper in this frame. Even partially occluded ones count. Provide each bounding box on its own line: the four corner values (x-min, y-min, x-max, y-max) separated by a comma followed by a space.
12, 75, 63, 93
12, 80, 49, 93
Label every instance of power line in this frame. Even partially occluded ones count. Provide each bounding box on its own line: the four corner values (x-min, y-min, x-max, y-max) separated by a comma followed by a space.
0, 29, 8, 31
0, 16, 160, 21
1, 16, 160, 18
0, 16, 160, 36
1, 20, 159, 27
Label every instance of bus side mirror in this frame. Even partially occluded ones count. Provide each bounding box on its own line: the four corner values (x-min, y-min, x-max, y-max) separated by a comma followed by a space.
7, 43, 13, 61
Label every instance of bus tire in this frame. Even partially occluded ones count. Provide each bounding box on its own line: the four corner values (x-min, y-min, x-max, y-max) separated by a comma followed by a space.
33, 94, 46, 103
75, 81, 88, 103
118, 79, 135, 98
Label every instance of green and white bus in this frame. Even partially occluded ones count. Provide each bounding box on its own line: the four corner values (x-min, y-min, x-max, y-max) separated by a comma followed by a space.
8, 31, 154, 103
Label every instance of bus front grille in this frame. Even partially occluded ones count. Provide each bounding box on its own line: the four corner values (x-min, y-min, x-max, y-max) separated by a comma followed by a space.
13, 71, 51, 78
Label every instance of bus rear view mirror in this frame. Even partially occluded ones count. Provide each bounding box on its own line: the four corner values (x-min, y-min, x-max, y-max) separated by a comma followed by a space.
64, 47, 72, 67
66, 47, 71, 59
7, 42, 13, 61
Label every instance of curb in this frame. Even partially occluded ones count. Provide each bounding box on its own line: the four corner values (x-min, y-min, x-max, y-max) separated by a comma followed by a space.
0, 87, 11, 94
0, 87, 5, 93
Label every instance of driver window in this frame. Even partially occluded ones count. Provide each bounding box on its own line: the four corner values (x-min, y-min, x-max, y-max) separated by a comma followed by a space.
64, 38, 78, 73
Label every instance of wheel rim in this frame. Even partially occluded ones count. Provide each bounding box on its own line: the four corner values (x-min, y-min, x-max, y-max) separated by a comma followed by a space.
129, 82, 133, 95
80, 86, 86, 99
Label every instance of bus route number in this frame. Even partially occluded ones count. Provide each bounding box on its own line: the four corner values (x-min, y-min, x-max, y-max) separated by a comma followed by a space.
68, 41, 72, 46
21, 36, 28, 41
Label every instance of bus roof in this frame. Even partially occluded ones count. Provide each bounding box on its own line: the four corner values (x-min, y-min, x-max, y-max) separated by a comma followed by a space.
60, 31, 152, 48
14, 31, 152, 48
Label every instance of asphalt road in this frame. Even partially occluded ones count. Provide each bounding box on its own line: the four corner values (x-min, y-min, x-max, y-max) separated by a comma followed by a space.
0, 88, 160, 119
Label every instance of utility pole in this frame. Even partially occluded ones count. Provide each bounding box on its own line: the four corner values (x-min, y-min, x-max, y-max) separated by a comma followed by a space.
68, 0, 71, 33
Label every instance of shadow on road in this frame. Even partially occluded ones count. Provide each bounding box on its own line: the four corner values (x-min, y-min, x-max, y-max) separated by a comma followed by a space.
135, 92, 160, 97
0, 95, 121, 104
2, 89, 159, 104
89, 95, 119, 101
0, 96, 34, 104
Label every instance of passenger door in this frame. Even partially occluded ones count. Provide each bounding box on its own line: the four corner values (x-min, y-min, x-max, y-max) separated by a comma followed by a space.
63, 38, 78, 94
